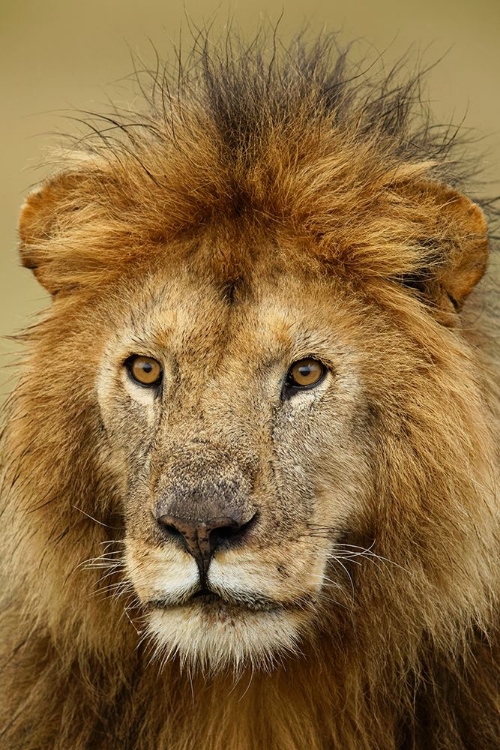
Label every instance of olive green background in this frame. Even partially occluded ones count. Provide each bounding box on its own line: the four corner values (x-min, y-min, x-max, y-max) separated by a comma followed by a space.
1, 0, 499, 398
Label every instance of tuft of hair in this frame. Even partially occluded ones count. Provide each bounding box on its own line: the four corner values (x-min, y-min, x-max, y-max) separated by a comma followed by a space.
17, 31, 498, 295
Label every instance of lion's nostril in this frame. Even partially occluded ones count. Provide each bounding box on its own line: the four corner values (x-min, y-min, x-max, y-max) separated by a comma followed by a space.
209, 523, 239, 550
161, 523, 184, 541
209, 523, 241, 540
213, 512, 258, 545
212, 523, 239, 541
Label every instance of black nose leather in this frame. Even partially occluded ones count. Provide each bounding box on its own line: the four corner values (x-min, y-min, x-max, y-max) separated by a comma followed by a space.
157, 513, 255, 576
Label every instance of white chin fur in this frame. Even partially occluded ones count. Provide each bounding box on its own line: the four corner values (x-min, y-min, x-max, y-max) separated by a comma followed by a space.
147, 604, 306, 674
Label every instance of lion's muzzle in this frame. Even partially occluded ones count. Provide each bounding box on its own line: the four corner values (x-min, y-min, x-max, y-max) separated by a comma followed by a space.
153, 449, 258, 588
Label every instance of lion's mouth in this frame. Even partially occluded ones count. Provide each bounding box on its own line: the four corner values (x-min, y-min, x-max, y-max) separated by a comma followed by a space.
147, 587, 301, 614
190, 588, 223, 605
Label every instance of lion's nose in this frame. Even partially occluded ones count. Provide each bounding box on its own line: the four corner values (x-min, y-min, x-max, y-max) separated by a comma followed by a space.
156, 512, 257, 576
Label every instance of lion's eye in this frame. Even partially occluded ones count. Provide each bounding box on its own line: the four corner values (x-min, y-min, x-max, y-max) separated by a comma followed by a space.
126, 355, 163, 387
283, 358, 327, 397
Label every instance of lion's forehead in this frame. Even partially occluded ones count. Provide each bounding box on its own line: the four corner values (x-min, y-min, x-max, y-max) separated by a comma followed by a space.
105, 266, 363, 370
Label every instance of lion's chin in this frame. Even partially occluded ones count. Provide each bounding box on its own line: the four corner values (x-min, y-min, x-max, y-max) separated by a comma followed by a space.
146, 600, 307, 674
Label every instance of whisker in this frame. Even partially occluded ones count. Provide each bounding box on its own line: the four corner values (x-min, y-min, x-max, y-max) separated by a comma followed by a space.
72, 506, 124, 530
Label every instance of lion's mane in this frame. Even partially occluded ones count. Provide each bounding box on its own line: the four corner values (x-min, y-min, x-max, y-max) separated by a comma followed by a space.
1, 34, 500, 750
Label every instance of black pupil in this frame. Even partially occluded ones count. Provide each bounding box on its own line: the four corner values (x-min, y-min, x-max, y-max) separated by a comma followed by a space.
142, 362, 153, 373
298, 365, 312, 378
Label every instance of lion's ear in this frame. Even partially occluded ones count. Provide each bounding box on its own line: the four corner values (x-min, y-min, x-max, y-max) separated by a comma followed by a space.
19, 171, 89, 296
402, 182, 489, 318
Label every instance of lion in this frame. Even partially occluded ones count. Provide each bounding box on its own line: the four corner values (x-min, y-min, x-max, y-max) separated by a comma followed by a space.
1, 34, 499, 750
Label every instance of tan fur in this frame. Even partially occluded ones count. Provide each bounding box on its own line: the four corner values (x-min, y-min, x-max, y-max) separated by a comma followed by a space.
2, 35, 500, 749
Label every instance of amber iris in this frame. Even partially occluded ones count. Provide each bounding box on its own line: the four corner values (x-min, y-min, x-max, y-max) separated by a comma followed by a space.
288, 358, 326, 388
127, 356, 163, 386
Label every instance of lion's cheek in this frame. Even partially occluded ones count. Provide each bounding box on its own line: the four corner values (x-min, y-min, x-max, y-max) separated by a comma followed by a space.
124, 538, 199, 602
209, 545, 329, 601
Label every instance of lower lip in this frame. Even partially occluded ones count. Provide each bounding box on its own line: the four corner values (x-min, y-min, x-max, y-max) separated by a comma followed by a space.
149, 595, 283, 614
190, 592, 223, 605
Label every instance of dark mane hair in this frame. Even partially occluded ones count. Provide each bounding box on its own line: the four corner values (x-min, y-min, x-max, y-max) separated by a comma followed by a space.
77, 32, 473, 181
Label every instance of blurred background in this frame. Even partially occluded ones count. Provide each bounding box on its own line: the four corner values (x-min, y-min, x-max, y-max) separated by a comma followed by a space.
1, 0, 499, 397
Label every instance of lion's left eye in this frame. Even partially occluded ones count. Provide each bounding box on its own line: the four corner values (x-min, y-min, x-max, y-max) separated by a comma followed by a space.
282, 358, 327, 398
126, 355, 163, 387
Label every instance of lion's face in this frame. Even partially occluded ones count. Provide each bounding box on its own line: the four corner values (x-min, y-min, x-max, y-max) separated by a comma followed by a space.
96, 248, 375, 671
14, 58, 491, 678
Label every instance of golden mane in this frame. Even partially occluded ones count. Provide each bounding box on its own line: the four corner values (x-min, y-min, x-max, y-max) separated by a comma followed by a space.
1, 33, 500, 749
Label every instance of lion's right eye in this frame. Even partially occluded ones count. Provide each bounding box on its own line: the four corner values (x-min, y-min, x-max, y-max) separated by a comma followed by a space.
125, 355, 163, 387
281, 358, 327, 400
